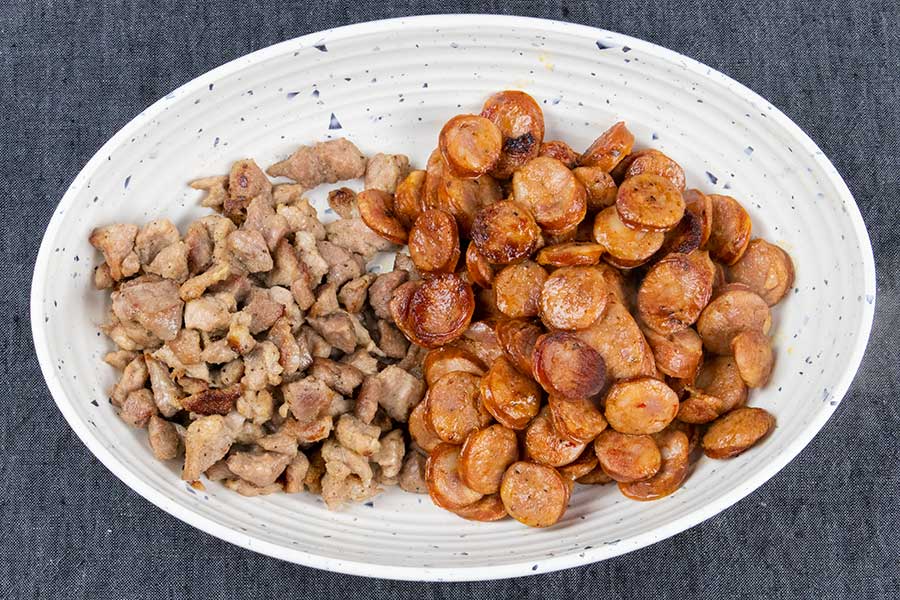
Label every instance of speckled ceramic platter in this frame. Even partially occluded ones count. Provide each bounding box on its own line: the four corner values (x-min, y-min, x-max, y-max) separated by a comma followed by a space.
31, 15, 875, 581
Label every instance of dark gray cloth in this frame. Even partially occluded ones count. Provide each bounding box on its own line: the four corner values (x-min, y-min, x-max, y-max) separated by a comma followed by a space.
1, 1, 898, 598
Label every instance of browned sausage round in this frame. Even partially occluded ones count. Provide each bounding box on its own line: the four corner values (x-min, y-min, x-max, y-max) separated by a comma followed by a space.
593, 206, 665, 266
427, 371, 492, 444
702, 407, 775, 459
465, 243, 495, 288
682, 189, 713, 247
616, 173, 685, 232
642, 326, 703, 380
656, 206, 704, 257
576, 300, 657, 380
548, 395, 608, 444
481, 90, 545, 179
532, 332, 607, 400
409, 209, 461, 275
449, 493, 509, 521
727, 238, 795, 306
512, 157, 587, 233
539, 140, 580, 168
459, 424, 520, 494
536, 242, 605, 267
696, 287, 771, 354
426, 442, 484, 509
707, 194, 752, 265
594, 429, 661, 483
557, 447, 599, 480
573, 167, 618, 212
389, 280, 422, 343
437, 172, 503, 236
493, 260, 548, 318
470, 200, 542, 264
578, 121, 635, 171
637, 253, 714, 335
422, 149, 445, 211
677, 390, 726, 424
524, 407, 587, 467
358, 189, 408, 244
731, 329, 775, 388
408, 274, 475, 348
452, 319, 504, 366
394, 170, 426, 228
439, 114, 503, 178
495, 318, 543, 377
479, 355, 542, 430
500, 461, 569, 527
540, 266, 611, 331
623, 149, 686, 191
408, 399, 443, 453
694, 355, 748, 412
604, 377, 679, 435
618, 428, 690, 500
424, 346, 487, 386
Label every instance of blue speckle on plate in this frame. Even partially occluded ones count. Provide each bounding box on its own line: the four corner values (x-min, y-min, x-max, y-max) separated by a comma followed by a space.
90, 400, 99, 407
328, 113, 342, 130
651, 132, 659, 140
213, 137, 220, 147
622, 46, 631, 52
286, 91, 300, 99
532, 565, 539, 571
422, 82, 428, 88
705, 171, 718, 184
314, 43, 328, 52
124, 176, 131, 189
208, 83, 214, 91
744, 146, 754, 155
866, 294, 874, 304
595, 40, 610, 50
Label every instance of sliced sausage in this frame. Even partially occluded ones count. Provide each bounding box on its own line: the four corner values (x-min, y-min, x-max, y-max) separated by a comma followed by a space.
683, 189, 713, 247
394, 170, 426, 228
540, 266, 611, 331
693, 355, 748, 413
696, 287, 771, 354
594, 430, 661, 483
475, 287, 503, 320
549, 396, 608, 444
439, 114, 503, 178
459, 424, 520, 494
424, 346, 487, 386
637, 252, 714, 335
677, 390, 726, 424
604, 377, 679, 435
616, 173, 685, 232
656, 205, 704, 257
427, 371, 492, 444
389, 280, 421, 343
480, 355, 542, 430
557, 448, 599, 480
500, 461, 569, 527
408, 400, 443, 453
524, 407, 587, 467
618, 428, 690, 500
536, 242, 605, 267
449, 493, 509, 521
731, 329, 775, 388
542, 223, 579, 245
707, 194, 752, 265
481, 90, 545, 179
408, 209, 460, 275
623, 149, 686, 191
470, 200, 541, 264
426, 443, 484, 509
465, 243, 495, 288
358, 189, 408, 245
437, 172, 503, 236
409, 274, 475, 348
576, 300, 657, 380
642, 326, 703, 380
539, 140, 579, 168
728, 238, 795, 306
422, 149, 445, 211
593, 206, 665, 266
532, 332, 607, 400
578, 121, 635, 171
494, 260, 548, 318
453, 319, 504, 366
573, 167, 618, 212
495, 318, 543, 377
702, 407, 775, 459
576, 464, 614, 485
512, 157, 587, 233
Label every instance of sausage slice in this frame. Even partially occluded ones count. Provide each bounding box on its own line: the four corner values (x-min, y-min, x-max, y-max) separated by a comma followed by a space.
512, 156, 587, 233
424, 346, 486, 386
548, 395, 608, 444
578, 121, 635, 171
702, 407, 775, 459
439, 114, 503, 178
459, 424, 520, 494
427, 371, 492, 444
358, 189, 408, 244
604, 377, 679, 435
642, 326, 703, 379
494, 260, 548, 318
707, 194, 752, 265
465, 243, 495, 288
594, 430, 661, 483
637, 252, 714, 335
449, 493, 509, 521
470, 200, 541, 264
408, 400, 443, 453
693, 355, 748, 413
500, 461, 569, 527
696, 287, 771, 354
618, 428, 690, 500
682, 189, 713, 247
593, 206, 665, 266
394, 170, 426, 228
539, 140, 580, 168
524, 407, 587, 467
573, 167, 618, 212
616, 173, 685, 232
731, 329, 775, 388
532, 332, 607, 400
479, 355, 542, 430
536, 242, 605, 267
623, 149, 686, 191
727, 238, 795, 306
481, 90, 545, 179
557, 448, 599, 480
426, 443, 484, 509
576, 300, 657, 380
495, 318, 543, 377
422, 149, 445, 211
437, 172, 503, 236
409, 274, 476, 348
408, 209, 461, 275
540, 266, 611, 331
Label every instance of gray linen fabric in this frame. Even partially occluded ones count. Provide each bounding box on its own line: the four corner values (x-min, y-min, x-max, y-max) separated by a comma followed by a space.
1, 1, 898, 598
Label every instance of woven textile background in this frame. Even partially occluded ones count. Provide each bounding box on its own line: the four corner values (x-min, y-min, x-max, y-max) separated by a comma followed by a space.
1, 1, 898, 598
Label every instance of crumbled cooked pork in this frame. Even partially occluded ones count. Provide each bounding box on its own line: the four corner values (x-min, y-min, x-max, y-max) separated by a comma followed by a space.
112, 276, 184, 341
364, 153, 410, 194
237, 389, 275, 425
226, 159, 271, 222
368, 270, 409, 320
310, 357, 364, 395
327, 187, 359, 219
111, 355, 148, 407
226, 450, 292, 487
241, 341, 283, 391
335, 414, 381, 457
307, 312, 358, 354
282, 377, 337, 425
273, 183, 306, 205
342, 349, 379, 376
267, 138, 367, 188
227, 229, 273, 273
135, 219, 181, 265
94, 263, 114, 289
184, 221, 213, 275
283, 453, 310, 493
324, 218, 394, 259
180, 262, 231, 301
398, 452, 428, 494
183, 293, 232, 333
145, 354, 183, 417
120, 389, 157, 428
371, 429, 405, 478
89, 223, 140, 281
376, 320, 409, 359
148, 416, 182, 460
182, 414, 235, 481
278, 200, 326, 240
309, 281, 340, 318
317, 240, 365, 287
103, 350, 139, 370
338, 274, 375, 313
181, 386, 241, 416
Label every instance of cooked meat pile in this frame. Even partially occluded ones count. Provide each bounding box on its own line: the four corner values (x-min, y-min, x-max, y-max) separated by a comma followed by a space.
92, 142, 435, 508
349, 91, 794, 527
92, 90, 794, 525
